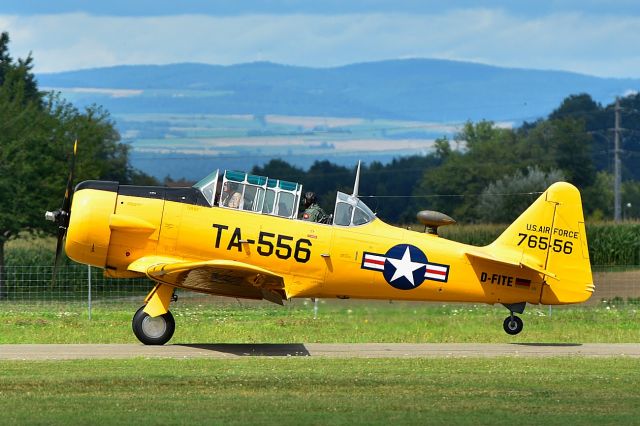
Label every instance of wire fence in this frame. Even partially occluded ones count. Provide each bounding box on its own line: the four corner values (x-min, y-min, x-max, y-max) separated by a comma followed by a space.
0, 265, 638, 306
0, 265, 153, 303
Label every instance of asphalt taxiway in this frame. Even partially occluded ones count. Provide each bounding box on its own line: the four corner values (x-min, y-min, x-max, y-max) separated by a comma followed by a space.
1, 343, 640, 360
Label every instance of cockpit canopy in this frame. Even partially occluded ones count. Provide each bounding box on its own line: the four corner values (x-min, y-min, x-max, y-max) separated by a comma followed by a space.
193, 169, 302, 219
193, 169, 375, 227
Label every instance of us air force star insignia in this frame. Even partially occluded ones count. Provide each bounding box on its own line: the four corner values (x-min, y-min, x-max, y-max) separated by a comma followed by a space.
361, 243, 450, 290
387, 246, 424, 286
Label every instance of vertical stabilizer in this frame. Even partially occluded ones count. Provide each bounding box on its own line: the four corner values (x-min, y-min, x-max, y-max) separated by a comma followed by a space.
489, 182, 594, 304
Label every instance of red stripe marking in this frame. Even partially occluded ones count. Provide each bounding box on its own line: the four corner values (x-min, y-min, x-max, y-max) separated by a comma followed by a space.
366, 259, 385, 266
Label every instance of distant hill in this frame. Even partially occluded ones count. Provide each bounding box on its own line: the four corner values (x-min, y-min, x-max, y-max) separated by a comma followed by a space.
37, 59, 640, 122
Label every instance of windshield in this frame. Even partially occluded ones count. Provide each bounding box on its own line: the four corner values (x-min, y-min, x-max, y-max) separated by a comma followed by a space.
333, 192, 375, 227
192, 169, 219, 206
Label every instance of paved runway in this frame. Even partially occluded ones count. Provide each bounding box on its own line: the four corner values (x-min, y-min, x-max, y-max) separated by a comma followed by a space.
1, 343, 640, 360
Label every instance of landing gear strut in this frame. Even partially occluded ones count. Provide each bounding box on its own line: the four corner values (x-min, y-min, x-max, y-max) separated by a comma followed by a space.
502, 302, 525, 335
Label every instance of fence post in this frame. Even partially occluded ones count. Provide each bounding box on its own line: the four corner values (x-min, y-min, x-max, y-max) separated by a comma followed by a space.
87, 265, 92, 321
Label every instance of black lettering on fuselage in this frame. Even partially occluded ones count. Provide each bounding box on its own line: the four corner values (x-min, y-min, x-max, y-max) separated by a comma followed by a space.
227, 227, 243, 251
526, 223, 554, 234
553, 228, 579, 239
212, 223, 229, 248
481, 272, 514, 286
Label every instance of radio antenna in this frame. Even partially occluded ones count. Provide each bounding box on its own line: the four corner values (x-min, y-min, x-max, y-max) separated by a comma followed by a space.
352, 160, 361, 198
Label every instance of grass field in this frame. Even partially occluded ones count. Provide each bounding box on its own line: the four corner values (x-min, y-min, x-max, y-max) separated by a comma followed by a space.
2, 301, 639, 424
1, 299, 638, 344
1, 357, 639, 425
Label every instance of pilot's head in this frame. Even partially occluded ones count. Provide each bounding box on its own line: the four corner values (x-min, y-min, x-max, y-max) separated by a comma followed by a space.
223, 181, 238, 193
303, 191, 317, 208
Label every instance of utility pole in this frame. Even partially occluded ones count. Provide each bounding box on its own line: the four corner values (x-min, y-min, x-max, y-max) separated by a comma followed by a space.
614, 98, 622, 222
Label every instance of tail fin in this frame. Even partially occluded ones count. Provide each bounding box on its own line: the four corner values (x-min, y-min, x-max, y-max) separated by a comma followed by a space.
483, 182, 594, 304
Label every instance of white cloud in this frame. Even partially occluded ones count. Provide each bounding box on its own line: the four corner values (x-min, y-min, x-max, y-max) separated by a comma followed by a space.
1, 10, 639, 78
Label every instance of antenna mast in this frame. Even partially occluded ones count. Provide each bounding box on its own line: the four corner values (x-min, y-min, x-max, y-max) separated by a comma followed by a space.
352, 161, 361, 198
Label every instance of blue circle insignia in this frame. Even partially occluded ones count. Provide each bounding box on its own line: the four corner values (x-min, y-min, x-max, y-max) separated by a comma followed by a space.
382, 244, 428, 290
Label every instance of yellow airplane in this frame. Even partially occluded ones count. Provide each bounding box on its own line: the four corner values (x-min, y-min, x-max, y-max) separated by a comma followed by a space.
46, 146, 593, 345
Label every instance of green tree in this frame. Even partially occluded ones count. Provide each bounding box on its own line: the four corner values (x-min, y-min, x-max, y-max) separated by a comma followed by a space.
551, 118, 596, 188
477, 167, 565, 223
549, 93, 603, 128
413, 121, 520, 220
0, 32, 154, 297
521, 118, 596, 188
581, 172, 614, 220
361, 155, 441, 223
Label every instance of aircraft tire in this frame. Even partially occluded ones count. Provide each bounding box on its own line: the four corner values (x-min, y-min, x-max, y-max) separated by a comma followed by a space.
503, 315, 524, 335
132, 306, 175, 345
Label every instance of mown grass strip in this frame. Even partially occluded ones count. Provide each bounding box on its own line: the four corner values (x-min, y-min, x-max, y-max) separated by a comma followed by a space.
0, 357, 638, 425
1, 301, 638, 344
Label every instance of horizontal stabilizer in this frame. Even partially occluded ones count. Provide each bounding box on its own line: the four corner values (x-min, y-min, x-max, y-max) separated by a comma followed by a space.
465, 249, 557, 279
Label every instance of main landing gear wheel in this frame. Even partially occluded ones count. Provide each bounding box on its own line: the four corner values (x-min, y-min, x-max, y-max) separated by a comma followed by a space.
132, 306, 175, 345
503, 315, 524, 335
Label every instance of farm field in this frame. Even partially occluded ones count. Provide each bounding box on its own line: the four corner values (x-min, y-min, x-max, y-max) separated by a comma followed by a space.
1, 300, 638, 344
1, 357, 639, 425
113, 113, 458, 179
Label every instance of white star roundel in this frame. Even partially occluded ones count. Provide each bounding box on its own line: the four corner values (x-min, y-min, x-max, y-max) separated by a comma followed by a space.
361, 244, 450, 290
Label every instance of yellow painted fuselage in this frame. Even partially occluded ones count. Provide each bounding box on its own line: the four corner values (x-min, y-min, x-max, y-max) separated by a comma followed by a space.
66, 181, 593, 307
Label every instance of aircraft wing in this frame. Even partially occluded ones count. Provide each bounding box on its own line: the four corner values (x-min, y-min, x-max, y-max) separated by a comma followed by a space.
127, 256, 286, 304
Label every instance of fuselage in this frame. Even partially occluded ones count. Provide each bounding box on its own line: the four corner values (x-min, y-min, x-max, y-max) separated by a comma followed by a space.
65, 181, 546, 306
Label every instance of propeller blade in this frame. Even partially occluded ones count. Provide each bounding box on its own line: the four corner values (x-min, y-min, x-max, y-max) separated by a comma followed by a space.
50, 139, 79, 287
52, 225, 66, 287
61, 139, 78, 213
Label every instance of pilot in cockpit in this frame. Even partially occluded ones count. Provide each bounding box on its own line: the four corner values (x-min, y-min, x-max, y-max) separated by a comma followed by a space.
221, 181, 242, 208
301, 192, 327, 222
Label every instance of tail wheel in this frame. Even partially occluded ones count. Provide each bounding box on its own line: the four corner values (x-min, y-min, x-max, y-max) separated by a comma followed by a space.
132, 306, 175, 345
503, 315, 524, 335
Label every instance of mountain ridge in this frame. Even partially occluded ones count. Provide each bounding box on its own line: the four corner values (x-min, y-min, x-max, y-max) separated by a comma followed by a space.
37, 58, 640, 122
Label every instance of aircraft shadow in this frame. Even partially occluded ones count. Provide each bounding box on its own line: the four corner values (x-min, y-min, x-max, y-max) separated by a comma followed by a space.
513, 343, 583, 347
177, 343, 311, 356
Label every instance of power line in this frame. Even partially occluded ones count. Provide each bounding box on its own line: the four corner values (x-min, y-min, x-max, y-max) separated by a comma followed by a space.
361, 191, 544, 199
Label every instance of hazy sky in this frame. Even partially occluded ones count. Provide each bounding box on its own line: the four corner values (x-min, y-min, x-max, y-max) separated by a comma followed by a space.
1, 1, 639, 78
